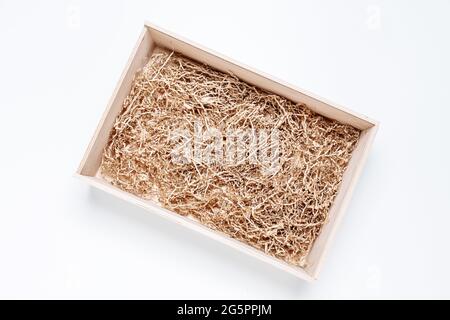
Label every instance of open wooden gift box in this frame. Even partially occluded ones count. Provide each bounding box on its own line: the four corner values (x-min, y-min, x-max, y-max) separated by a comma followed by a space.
76, 22, 378, 281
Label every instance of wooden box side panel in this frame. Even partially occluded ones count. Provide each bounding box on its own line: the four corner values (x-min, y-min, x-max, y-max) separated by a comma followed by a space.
145, 23, 376, 130
77, 28, 155, 176
75, 174, 315, 281
305, 125, 378, 278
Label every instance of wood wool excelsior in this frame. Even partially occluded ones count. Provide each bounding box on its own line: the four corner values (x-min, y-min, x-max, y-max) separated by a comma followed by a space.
101, 48, 360, 266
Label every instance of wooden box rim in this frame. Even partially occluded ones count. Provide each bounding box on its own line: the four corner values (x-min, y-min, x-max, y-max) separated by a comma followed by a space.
75, 22, 378, 281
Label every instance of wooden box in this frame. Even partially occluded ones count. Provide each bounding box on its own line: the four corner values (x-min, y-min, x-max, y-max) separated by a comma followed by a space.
76, 22, 378, 281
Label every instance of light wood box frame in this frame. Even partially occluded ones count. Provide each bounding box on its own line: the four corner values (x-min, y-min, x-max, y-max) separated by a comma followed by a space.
76, 22, 378, 282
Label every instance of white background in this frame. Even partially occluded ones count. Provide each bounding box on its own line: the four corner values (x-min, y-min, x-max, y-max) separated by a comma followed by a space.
0, 0, 449, 299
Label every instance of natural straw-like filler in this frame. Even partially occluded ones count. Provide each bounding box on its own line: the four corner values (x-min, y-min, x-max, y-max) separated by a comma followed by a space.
100, 48, 360, 267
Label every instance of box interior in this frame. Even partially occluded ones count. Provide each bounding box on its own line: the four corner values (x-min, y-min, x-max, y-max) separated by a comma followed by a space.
77, 24, 377, 280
